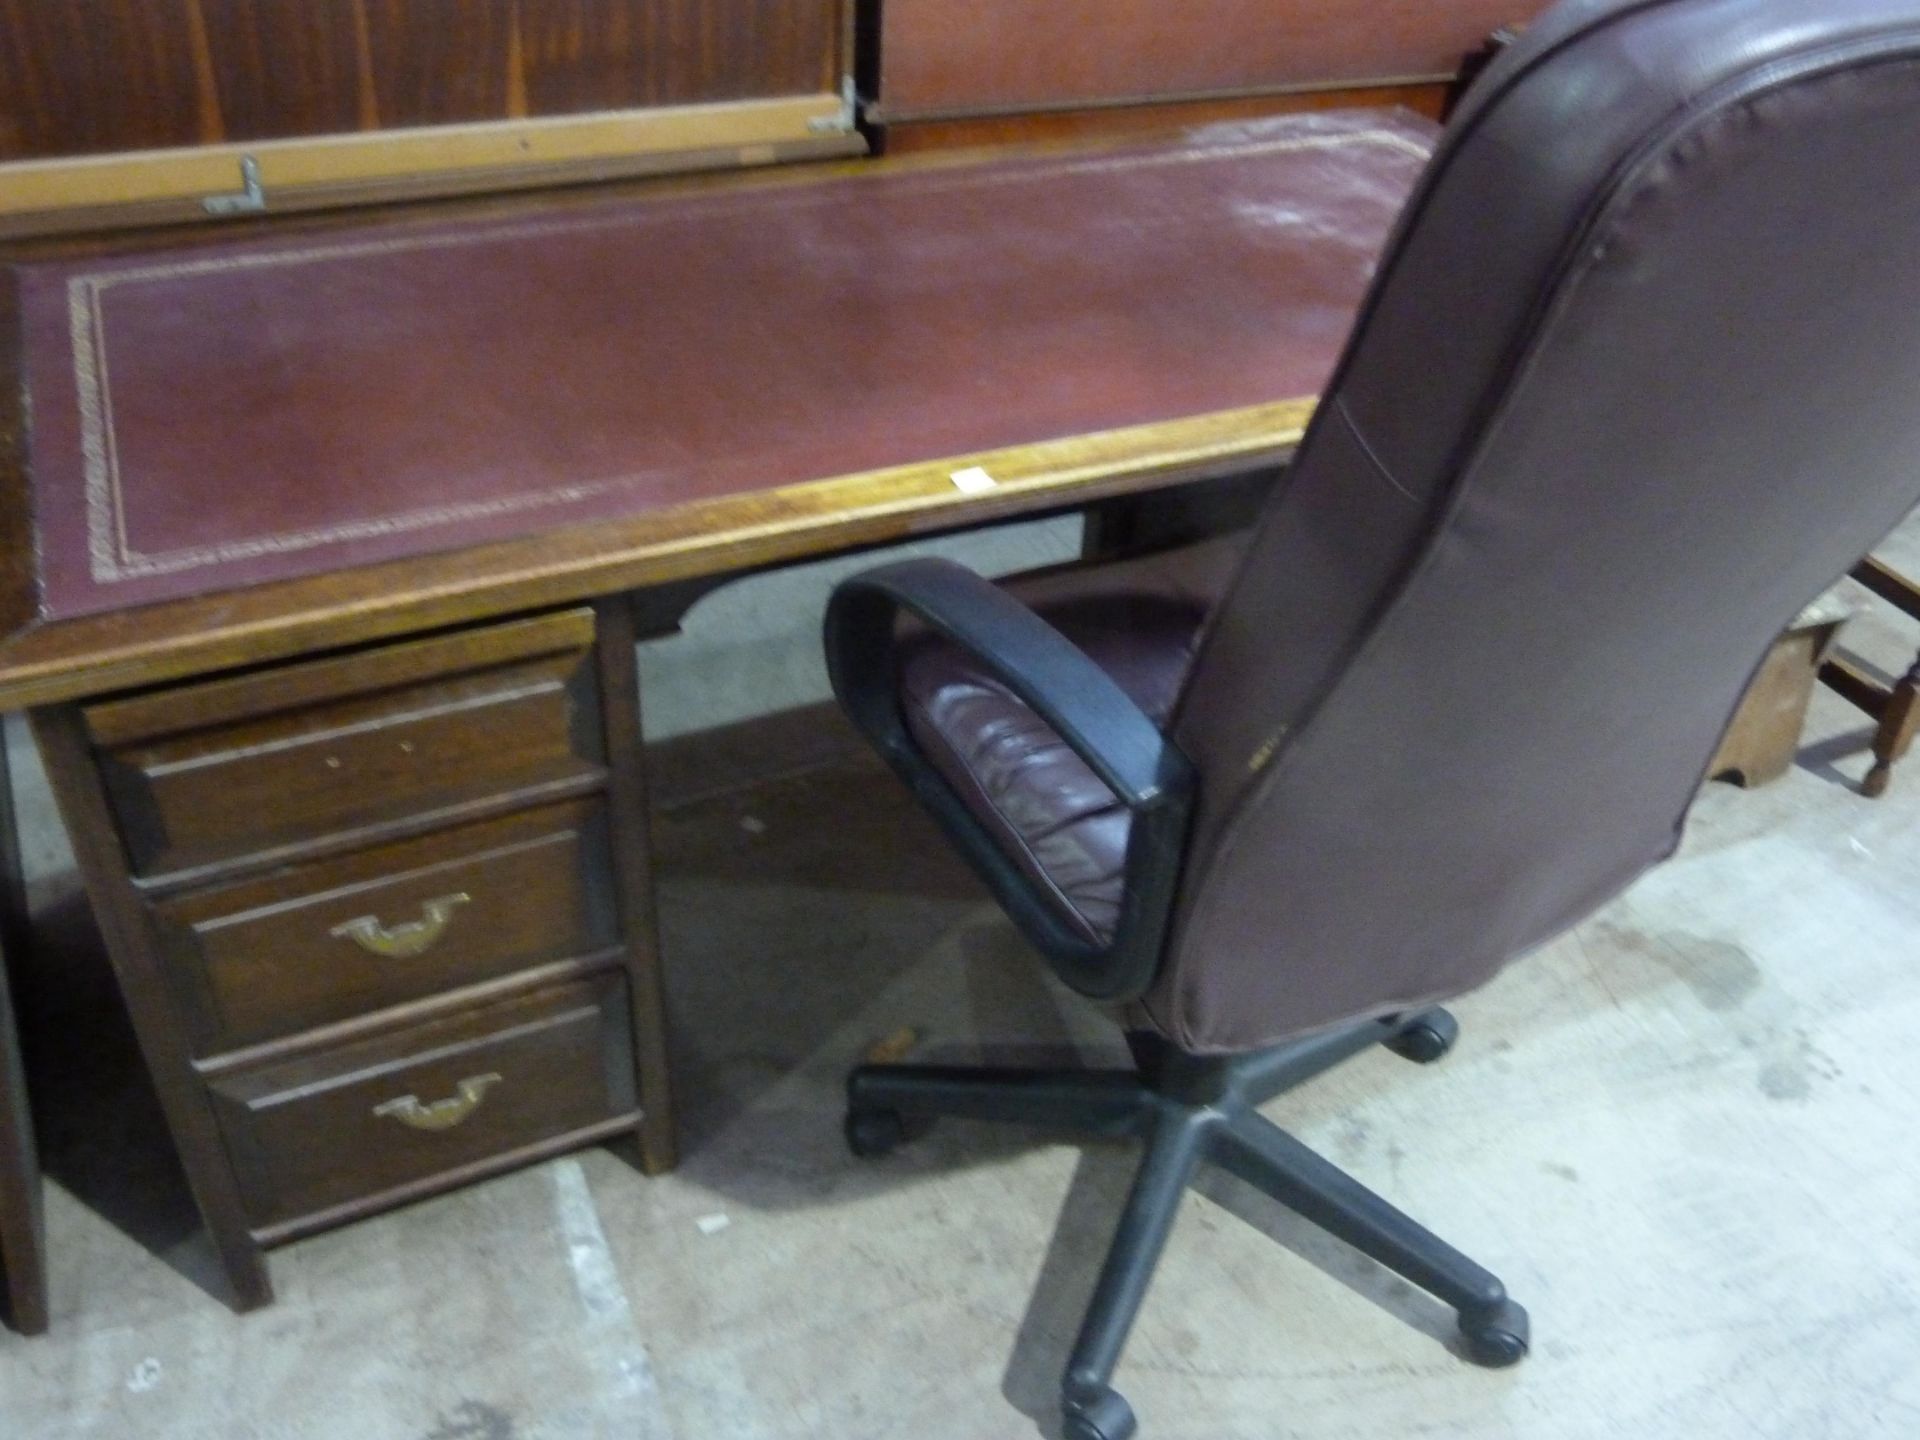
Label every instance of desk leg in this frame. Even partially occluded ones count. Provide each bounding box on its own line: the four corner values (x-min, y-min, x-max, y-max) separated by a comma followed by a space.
0, 718, 50, 1335
31, 709, 274, 1311
596, 599, 677, 1174
1080, 467, 1278, 564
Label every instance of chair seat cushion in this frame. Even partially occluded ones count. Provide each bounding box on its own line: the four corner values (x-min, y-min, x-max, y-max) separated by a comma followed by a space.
899, 534, 1243, 943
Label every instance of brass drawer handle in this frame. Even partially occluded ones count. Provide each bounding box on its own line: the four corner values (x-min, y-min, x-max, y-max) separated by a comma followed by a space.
329, 892, 470, 957
372, 1073, 502, 1131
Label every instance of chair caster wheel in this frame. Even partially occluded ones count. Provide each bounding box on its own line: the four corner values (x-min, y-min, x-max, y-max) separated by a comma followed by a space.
1385, 1008, 1459, 1064
1063, 1385, 1136, 1440
844, 1106, 905, 1158
1460, 1298, 1530, 1368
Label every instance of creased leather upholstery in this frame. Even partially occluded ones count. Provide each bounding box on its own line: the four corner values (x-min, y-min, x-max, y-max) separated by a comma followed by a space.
900, 535, 1244, 942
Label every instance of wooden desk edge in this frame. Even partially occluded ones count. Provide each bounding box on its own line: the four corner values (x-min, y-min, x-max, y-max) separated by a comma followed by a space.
0, 114, 1428, 707
0, 398, 1314, 712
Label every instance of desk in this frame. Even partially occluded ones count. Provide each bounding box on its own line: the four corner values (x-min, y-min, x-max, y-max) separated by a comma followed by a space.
0, 111, 1431, 1312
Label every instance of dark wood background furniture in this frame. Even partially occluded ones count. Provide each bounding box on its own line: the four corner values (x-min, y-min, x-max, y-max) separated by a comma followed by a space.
0, 0, 862, 237
1821, 557, 1920, 797
857, 0, 1548, 150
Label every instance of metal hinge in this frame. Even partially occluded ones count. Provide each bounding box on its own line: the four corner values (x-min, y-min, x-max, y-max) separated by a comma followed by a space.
203, 155, 267, 216
807, 77, 860, 134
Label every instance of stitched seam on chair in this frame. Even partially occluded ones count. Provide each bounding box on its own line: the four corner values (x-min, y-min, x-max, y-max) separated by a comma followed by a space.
1195, 38, 1777, 862
1166, 20, 1920, 1049
1175, 28, 1920, 1044
1333, 397, 1423, 505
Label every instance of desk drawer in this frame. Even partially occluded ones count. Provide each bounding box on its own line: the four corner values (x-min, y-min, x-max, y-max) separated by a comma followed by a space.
85, 609, 604, 880
153, 799, 619, 1055
209, 975, 635, 1232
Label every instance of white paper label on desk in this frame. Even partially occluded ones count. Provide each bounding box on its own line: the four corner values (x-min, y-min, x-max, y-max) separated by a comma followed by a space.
950, 466, 999, 494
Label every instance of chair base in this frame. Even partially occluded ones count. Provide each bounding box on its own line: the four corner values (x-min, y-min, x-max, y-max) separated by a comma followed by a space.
845, 1008, 1527, 1440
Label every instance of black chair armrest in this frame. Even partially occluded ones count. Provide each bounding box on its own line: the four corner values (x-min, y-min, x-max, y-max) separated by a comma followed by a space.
824, 557, 1194, 1003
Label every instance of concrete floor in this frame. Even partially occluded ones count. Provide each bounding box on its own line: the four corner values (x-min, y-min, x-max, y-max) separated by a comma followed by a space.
4, 528, 1920, 1439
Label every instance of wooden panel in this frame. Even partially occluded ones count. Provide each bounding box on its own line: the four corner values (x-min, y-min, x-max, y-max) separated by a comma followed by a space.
0, 100, 859, 240
355, 1, 518, 133
151, 799, 619, 1054
84, 608, 595, 745
870, 0, 1545, 121
0, 1, 854, 235
0, 0, 209, 159
0, 1, 844, 162
592, 597, 676, 1174
86, 609, 606, 881
200, 5, 367, 146
513, 0, 841, 113
879, 84, 1449, 155
209, 974, 635, 1230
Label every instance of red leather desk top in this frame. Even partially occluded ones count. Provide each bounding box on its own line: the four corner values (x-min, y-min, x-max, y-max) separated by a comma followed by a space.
14, 110, 1434, 621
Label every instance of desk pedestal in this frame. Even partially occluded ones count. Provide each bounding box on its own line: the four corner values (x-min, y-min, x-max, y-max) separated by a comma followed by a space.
30, 599, 672, 1310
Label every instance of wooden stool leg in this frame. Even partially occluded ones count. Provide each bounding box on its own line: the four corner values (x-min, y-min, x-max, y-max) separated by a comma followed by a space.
1863, 655, 1920, 798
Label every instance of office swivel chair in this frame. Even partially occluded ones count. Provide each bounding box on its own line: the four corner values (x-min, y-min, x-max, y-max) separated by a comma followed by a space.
824, 2, 1920, 1436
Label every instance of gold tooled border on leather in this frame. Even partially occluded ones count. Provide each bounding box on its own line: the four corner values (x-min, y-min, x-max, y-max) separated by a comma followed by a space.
70, 126, 1432, 588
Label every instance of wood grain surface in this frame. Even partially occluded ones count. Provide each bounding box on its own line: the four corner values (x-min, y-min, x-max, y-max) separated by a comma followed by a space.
0, 1, 845, 161
867, 0, 1544, 121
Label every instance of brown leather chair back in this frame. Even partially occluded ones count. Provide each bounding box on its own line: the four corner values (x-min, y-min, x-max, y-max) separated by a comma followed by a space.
1150, 0, 1920, 1051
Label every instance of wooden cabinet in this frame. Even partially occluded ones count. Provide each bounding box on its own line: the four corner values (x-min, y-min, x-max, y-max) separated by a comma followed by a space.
31, 598, 671, 1310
